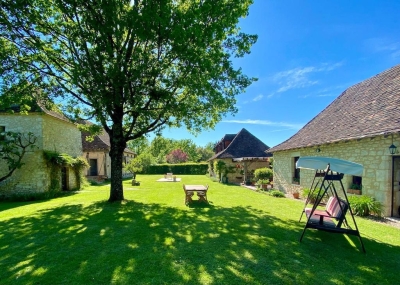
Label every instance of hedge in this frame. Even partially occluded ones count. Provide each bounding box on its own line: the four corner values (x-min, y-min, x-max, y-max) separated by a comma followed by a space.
143, 163, 209, 175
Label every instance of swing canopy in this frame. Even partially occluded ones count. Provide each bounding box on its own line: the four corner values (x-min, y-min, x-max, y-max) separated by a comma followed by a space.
296, 156, 364, 176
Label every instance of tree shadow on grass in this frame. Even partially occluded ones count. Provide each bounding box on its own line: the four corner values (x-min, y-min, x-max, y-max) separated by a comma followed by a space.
0, 190, 81, 212
0, 200, 399, 284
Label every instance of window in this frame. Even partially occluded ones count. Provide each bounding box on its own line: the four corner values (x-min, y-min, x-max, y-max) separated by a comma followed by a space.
0, 126, 5, 141
351, 176, 362, 189
293, 156, 300, 184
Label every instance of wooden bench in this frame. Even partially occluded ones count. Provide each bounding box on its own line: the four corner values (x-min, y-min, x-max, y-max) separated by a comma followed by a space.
305, 196, 348, 229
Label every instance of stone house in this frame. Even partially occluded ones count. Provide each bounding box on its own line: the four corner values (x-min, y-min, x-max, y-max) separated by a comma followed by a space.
0, 103, 83, 195
209, 128, 272, 184
82, 130, 135, 180
268, 64, 400, 217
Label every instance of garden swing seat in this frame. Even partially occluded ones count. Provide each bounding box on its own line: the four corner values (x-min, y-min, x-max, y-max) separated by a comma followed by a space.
297, 157, 366, 253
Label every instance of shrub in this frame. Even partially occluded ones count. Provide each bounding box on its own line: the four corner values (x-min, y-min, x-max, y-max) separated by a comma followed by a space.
348, 195, 382, 217
269, 190, 285, 198
145, 163, 208, 174
349, 183, 362, 190
214, 160, 226, 181
301, 188, 318, 201
254, 167, 273, 181
166, 149, 189, 164
255, 179, 270, 188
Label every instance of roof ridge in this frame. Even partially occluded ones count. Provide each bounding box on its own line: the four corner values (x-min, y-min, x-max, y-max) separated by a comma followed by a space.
268, 64, 400, 152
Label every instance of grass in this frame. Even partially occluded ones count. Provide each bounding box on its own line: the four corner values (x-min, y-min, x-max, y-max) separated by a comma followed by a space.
0, 175, 399, 285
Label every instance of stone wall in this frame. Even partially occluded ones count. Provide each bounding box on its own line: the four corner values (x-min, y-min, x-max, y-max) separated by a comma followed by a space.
84, 150, 134, 178
0, 113, 82, 195
43, 115, 82, 157
273, 134, 400, 216
43, 115, 82, 191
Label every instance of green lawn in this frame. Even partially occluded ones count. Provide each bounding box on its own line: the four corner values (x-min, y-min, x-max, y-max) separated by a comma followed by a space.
0, 175, 399, 285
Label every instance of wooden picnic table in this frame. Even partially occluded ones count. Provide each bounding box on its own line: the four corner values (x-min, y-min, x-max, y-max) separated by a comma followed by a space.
183, 184, 209, 204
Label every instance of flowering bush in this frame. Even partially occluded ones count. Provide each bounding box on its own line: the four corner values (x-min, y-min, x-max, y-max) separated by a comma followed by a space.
166, 149, 188, 164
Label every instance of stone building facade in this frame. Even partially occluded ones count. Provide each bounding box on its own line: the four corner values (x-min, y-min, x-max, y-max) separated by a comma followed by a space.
81, 129, 135, 180
0, 111, 82, 196
83, 149, 135, 179
273, 134, 400, 216
268, 64, 400, 217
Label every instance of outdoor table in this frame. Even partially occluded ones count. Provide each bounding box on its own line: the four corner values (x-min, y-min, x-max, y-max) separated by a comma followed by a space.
183, 184, 209, 204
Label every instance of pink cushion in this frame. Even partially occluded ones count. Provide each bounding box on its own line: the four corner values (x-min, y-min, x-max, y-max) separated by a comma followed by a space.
326, 197, 343, 218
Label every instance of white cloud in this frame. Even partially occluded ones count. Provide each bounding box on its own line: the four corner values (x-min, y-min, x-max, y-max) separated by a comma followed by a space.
392, 50, 400, 58
222, 119, 304, 130
365, 38, 400, 58
298, 83, 349, 98
252, 94, 264, 101
272, 62, 343, 93
319, 61, 344, 71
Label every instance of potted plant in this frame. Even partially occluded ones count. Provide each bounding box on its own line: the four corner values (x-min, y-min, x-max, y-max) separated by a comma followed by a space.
262, 179, 271, 190
348, 183, 362, 195
256, 179, 270, 190
292, 189, 300, 199
301, 188, 318, 203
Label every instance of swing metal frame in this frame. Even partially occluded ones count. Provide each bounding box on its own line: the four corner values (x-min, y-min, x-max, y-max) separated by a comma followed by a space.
297, 157, 366, 253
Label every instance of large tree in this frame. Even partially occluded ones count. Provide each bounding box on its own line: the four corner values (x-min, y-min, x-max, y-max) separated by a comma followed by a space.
0, 0, 257, 201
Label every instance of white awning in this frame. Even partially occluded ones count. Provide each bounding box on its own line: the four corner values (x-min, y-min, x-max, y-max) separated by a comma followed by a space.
296, 156, 364, 176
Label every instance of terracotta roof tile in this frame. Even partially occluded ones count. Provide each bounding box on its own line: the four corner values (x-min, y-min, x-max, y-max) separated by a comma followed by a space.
82, 130, 135, 154
269, 64, 400, 152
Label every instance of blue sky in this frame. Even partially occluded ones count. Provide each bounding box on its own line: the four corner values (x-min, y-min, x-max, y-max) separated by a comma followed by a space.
159, 0, 400, 148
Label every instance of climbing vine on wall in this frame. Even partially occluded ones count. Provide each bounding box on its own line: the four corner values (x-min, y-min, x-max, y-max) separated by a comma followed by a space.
43, 150, 88, 191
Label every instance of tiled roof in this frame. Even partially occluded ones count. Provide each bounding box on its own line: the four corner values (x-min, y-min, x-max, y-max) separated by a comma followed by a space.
37, 102, 71, 122
209, 128, 271, 160
82, 129, 135, 154
0, 101, 72, 123
222, 134, 236, 141
268, 64, 400, 152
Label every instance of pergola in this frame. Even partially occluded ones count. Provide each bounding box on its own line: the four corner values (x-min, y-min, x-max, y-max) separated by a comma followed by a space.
232, 157, 269, 183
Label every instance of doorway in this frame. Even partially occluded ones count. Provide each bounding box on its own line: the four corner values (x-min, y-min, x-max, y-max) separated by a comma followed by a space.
89, 159, 98, 176
392, 156, 400, 217
61, 167, 68, 191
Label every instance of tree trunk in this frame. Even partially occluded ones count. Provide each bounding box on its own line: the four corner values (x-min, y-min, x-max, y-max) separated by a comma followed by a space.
108, 125, 126, 202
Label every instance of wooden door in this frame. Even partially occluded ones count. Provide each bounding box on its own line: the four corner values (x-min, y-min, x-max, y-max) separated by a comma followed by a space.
89, 159, 98, 176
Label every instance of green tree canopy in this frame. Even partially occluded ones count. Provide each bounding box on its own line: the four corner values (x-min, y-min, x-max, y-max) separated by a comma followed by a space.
1, 0, 257, 201
127, 136, 150, 155
175, 139, 199, 162
149, 136, 174, 164
196, 144, 215, 162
